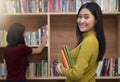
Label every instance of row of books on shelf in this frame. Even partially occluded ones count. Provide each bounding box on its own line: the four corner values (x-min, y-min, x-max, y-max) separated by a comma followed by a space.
0, 0, 119, 14
0, 24, 48, 47
50, 57, 120, 77
0, 57, 120, 78
25, 25, 48, 46
96, 57, 120, 77
0, 0, 82, 13
26, 60, 48, 77
0, 59, 48, 78
96, 0, 119, 12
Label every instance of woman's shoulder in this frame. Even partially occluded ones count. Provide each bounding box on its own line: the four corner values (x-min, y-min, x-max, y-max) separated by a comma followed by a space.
84, 34, 98, 43
82, 36, 98, 47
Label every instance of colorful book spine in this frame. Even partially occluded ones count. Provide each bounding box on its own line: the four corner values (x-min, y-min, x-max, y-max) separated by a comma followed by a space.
62, 47, 70, 67
60, 49, 69, 69
65, 45, 73, 67
60, 45, 73, 69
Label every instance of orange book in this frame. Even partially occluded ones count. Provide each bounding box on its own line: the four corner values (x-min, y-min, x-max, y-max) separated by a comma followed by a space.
60, 49, 69, 69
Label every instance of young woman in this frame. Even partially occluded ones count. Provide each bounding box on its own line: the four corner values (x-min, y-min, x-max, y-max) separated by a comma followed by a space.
56, 2, 106, 82
5, 23, 47, 82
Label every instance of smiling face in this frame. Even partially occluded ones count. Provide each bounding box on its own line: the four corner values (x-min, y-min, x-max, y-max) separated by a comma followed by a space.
77, 8, 96, 32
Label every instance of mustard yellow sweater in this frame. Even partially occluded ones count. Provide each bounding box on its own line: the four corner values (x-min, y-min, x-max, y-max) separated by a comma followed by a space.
62, 31, 99, 82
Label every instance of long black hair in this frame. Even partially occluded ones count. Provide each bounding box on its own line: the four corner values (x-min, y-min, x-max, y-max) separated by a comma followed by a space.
6, 23, 29, 68
76, 2, 106, 61
7, 23, 25, 46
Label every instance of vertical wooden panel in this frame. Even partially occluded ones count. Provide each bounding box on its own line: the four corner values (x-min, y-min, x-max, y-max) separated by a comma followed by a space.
103, 15, 118, 58
50, 15, 77, 60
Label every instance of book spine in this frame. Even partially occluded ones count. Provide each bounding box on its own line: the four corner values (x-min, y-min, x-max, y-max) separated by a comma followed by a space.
65, 45, 73, 67
60, 49, 69, 69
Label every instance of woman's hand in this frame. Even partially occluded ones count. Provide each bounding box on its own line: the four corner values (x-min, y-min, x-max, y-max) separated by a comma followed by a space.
56, 63, 64, 75
32, 33, 47, 54
41, 33, 47, 46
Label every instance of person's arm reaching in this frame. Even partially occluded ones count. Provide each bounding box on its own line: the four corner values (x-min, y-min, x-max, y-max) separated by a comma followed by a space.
32, 33, 47, 54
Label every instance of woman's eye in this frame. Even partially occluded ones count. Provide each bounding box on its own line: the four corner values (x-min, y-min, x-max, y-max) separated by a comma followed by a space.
84, 16, 89, 19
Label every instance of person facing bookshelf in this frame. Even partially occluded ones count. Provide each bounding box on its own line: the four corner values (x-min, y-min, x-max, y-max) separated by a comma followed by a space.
4, 23, 47, 82
56, 2, 106, 82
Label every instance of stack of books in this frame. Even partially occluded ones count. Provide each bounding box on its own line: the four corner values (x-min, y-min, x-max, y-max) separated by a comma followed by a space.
60, 45, 73, 69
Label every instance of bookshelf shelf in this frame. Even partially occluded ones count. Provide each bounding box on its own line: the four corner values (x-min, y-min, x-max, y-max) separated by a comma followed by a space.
1, 12, 120, 16
0, 12, 120, 15
96, 76, 120, 80
31, 76, 120, 80
0, 76, 120, 80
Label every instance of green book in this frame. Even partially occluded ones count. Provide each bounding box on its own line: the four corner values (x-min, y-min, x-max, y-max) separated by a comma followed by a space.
62, 47, 71, 68
64, 45, 73, 67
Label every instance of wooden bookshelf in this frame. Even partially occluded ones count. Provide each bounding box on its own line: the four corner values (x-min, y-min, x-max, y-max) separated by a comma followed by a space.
0, 12, 120, 82
0, 0, 120, 82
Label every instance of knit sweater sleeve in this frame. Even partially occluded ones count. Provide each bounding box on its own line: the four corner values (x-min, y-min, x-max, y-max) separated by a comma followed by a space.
61, 38, 98, 81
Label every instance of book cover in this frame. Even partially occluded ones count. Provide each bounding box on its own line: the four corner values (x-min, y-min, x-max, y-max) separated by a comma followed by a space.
50, 60, 60, 76
104, 58, 110, 76
62, 47, 70, 67
60, 49, 69, 69
96, 60, 104, 76
60, 45, 73, 69
64, 45, 73, 67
